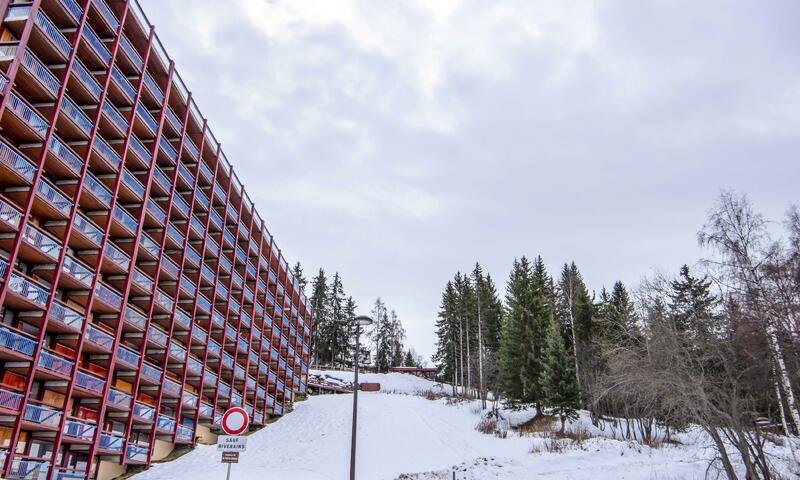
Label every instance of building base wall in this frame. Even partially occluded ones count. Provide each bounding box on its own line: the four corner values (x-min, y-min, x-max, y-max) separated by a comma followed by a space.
151, 439, 176, 462
96, 460, 127, 480
196, 423, 218, 445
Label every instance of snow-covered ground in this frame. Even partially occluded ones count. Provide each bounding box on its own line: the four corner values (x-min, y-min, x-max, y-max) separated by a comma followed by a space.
133, 372, 798, 480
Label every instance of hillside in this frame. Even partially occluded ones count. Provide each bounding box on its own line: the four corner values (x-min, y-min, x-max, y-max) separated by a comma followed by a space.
132, 373, 796, 480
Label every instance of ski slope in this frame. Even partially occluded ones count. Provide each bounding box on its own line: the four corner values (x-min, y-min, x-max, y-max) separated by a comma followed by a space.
133, 373, 795, 480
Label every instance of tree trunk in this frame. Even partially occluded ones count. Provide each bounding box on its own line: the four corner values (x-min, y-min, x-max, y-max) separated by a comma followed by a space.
459, 319, 464, 396
477, 292, 486, 409
567, 273, 581, 393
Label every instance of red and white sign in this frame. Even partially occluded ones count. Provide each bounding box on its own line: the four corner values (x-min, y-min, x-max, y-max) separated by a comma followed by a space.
221, 407, 249, 436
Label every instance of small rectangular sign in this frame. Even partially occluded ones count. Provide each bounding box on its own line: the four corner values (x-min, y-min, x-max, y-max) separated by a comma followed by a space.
221, 452, 239, 464
217, 435, 248, 452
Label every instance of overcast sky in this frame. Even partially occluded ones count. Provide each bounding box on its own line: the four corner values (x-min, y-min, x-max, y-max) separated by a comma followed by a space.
140, 0, 800, 361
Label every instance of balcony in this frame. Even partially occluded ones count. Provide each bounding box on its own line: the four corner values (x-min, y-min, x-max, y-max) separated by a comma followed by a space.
12, 223, 62, 264
92, 0, 119, 33
45, 136, 83, 179
151, 166, 172, 195
130, 268, 153, 295
98, 432, 124, 453
0, 45, 59, 102
181, 391, 197, 409
133, 401, 155, 422
161, 255, 179, 279
125, 444, 149, 463
62, 418, 96, 442
140, 362, 162, 384
43, 299, 84, 332
7, 459, 51, 480
168, 341, 185, 362
107, 388, 132, 410
83, 323, 114, 352
183, 136, 199, 161
134, 103, 157, 139
162, 378, 181, 398
142, 72, 164, 106
37, 350, 73, 379
184, 246, 200, 268
153, 288, 174, 312
147, 324, 168, 347
118, 34, 143, 72
100, 100, 129, 139
75, 172, 112, 210
171, 192, 190, 219
109, 65, 135, 105
166, 223, 184, 249
128, 134, 152, 168
0, 198, 22, 234
158, 136, 177, 164
58, 96, 93, 140
54, 255, 94, 290
156, 414, 175, 433
91, 135, 122, 173
4, 6, 71, 62
119, 168, 145, 201
122, 305, 147, 331
3, 91, 49, 141
68, 59, 102, 103
138, 232, 160, 259
110, 204, 138, 237
5, 273, 49, 311
93, 282, 123, 312
176, 424, 194, 443
0, 388, 23, 412
74, 370, 105, 395
80, 24, 111, 67
102, 241, 130, 272
115, 344, 140, 369
164, 107, 181, 135
22, 402, 62, 429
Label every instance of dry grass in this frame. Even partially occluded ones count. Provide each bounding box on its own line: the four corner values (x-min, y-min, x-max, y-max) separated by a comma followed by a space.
475, 416, 508, 438
515, 415, 555, 435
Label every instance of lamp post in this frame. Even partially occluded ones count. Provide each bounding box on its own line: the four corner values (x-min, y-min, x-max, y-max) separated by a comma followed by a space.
350, 315, 373, 480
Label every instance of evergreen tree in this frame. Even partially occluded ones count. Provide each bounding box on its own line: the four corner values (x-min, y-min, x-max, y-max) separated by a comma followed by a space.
498, 257, 535, 407
540, 316, 581, 431
668, 265, 718, 341
309, 269, 329, 365
555, 262, 594, 403
525, 256, 556, 409
434, 282, 458, 388
292, 262, 307, 291
403, 349, 415, 367
606, 281, 640, 345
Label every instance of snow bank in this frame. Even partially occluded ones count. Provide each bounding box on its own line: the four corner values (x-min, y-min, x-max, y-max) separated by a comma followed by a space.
132, 372, 797, 480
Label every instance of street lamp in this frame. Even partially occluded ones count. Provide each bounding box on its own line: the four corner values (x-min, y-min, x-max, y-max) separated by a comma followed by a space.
350, 315, 373, 480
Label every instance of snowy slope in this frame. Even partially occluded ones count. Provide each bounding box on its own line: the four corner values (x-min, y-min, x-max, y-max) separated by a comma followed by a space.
310, 369, 446, 394
132, 373, 795, 480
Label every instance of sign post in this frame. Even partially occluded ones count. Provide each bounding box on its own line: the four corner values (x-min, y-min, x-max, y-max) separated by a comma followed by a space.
219, 407, 250, 480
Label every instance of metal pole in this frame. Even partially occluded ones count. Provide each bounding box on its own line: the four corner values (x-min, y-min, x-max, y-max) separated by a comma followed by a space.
349, 326, 361, 480
226, 462, 232, 480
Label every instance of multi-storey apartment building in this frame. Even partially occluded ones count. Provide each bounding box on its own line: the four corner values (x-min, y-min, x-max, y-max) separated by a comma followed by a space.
0, 0, 313, 478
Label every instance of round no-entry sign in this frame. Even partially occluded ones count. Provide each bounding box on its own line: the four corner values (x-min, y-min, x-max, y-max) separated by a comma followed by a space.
221, 407, 249, 436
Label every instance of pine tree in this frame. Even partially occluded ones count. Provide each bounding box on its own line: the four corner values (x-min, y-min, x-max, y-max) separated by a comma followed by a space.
555, 262, 593, 403
525, 256, 555, 409
668, 265, 718, 341
309, 269, 329, 365
292, 262, 307, 291
606, 281, 640, 345
434, 282, 458, 390
324, 273, 347, 366
540, 316, 581, 431
498, 257, 534, 407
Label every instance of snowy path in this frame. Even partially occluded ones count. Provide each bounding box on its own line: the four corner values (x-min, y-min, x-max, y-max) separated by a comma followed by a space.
133, 374, 719, 480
